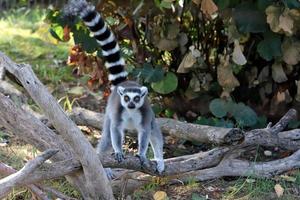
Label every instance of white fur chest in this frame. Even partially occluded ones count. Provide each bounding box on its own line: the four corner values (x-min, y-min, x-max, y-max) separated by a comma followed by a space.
121, 110, 142, 131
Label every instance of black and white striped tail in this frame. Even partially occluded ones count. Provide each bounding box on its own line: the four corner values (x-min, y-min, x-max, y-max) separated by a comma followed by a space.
65, 0, 128, 86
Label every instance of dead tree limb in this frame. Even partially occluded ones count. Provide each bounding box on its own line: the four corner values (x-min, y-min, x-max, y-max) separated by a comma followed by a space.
1, 52, 300, 197
0, 163, 50, 200
181, 148, 300, 181
0, 52, 114, 199
0, 149, 58, 199
0, 162, 78, 200
0, 92, 93, 197
242, 109, 299, 150
70, 107, 244, 145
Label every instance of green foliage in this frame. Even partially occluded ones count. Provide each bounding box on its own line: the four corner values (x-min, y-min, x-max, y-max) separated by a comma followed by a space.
151, 72, 178, 94
45, 0, 300, 124
132, 63, 164, 83
0, 7, 47, 30
209, 99, 258, 127
195, 116, 234, 128
191, 193, 206, 200
257, 31, 282, 61
233, 2, 267, 33
209, 98, 227, 118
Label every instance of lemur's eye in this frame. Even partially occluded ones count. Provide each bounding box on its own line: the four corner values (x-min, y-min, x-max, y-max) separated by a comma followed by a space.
134, 96, 140, 102
124, 95, 130, 102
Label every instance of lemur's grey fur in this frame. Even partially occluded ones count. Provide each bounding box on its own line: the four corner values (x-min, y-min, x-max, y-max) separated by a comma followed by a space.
65, 0, 164, 173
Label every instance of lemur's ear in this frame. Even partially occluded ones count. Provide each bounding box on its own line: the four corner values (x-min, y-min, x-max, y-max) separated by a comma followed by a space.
140, 86, 148, 97
117, 86, 125, 96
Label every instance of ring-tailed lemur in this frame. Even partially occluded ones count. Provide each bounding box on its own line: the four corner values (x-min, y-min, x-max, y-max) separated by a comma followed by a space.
65, 0, 165, 173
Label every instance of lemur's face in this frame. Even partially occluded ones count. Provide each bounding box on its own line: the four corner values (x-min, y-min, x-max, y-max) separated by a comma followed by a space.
117, 86, 148, 110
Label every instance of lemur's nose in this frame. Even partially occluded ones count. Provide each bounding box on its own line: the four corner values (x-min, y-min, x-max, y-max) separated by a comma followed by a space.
128, 102, 135, 109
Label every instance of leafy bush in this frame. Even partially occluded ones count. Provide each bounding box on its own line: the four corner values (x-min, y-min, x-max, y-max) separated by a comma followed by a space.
46, 0, 300, 127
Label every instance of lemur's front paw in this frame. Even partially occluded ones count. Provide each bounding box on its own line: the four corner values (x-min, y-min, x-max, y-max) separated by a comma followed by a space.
136, 154, 150, 168
156, 160, 165, 174
113, 152, 124, 163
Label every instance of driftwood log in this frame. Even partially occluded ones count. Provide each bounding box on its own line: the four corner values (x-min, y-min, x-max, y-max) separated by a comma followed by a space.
0, 52, 300, 198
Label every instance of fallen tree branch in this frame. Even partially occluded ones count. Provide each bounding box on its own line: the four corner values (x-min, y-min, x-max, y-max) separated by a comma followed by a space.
242, 109, 299, 150
0, 52, 300, 197
181, 148, 300, 181
0, 163, 50, 200
0, 149, 58, 198
0, 162, 78, 200
0, 92, 96, 198
70, 107, 244, 145
0, 51, 114, 199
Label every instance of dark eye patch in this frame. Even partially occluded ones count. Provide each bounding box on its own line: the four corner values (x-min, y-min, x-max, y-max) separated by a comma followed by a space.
124, 95, 130, 102
133, 96, 140, 103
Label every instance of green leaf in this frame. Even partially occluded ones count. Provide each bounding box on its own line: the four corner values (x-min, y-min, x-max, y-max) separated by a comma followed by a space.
151, 72, 178, 94
73, 26, 99, 53
49, 24, 64, 41
209, 98, 227, 118
256, 0, 273, 10
191, 193, 206, 200
142, 64, 164, 83
285, 0, 300, 9
257, 32, 282, 61
214, 118, 234, 128
232, 103, 258, 127
233, 2, 267, 33
132, 64, 164, 83
214, 0, 240, 9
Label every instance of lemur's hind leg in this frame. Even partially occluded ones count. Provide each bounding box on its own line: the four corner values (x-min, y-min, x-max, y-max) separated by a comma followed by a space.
136, 125, 151, 168
150, 119, 165, 173
110, 122, 125, 163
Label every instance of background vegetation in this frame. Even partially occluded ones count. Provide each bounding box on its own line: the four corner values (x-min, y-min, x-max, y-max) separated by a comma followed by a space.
46, 0, 300, 130
0, 0, 300, 199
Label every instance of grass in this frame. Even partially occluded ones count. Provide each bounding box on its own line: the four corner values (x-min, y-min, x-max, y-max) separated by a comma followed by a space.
0, 7, 74, 85
0, 7, 80, 199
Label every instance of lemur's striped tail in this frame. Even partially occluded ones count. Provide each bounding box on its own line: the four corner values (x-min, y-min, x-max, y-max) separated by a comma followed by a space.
65, 0, 128, 86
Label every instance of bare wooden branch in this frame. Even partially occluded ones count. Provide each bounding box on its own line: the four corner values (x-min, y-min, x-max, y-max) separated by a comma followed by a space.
70, 107, 244, 144
40, 186, 78, 200
242, 109, 299, 150
0, 93, 94, 198
0, 163, 50, 200
0, 52, 299, 197
270, 109, 297, 134
0, 51, 114, 199
0, 149, 58, 198
0, 65, 5, 80
181, 148, 300, 181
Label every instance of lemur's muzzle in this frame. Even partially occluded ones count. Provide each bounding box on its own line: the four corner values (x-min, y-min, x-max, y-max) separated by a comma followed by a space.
128, 102, 136, 109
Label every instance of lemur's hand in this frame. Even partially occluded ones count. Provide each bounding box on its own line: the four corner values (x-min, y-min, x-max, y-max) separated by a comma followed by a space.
156, 159, 165, 174
136, 154, 150, 169
113, 152, 124, 163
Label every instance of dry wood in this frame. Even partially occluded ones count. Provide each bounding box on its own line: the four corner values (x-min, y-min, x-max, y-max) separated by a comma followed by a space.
0, 52, 114, 200
0, 163, 50, 200
0, 149, 58, 198
0, 162, 78, 200
1, 52, 300, 197
70, 107, 244, 144
181, 148, 300, 181
0, 92, 97, 198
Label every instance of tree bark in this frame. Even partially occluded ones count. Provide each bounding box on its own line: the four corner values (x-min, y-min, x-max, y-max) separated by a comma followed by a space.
0, 149, 58, 198
70, 107, 244, 145
1, 51, 300, 198
0, 52, 114, 200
